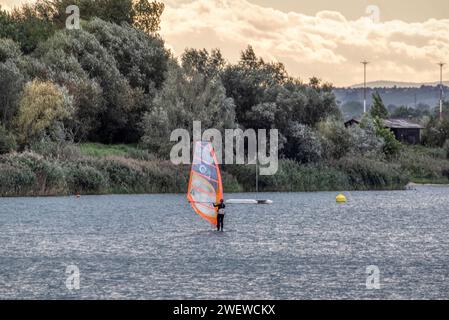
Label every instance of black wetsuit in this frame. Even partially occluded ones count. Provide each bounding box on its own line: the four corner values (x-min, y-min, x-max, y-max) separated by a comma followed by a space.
214, 202, 226, 231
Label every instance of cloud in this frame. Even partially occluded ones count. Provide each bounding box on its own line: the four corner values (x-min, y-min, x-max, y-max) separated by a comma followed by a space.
2, 0, 448, 86
160, 0, 449, 86
0, 0, 31, 10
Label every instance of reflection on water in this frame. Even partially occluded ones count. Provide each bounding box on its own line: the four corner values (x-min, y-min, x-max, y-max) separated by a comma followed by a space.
1, 186, 449, 299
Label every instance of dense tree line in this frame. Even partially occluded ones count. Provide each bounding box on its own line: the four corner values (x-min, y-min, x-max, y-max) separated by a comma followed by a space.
2, 0, 449, 196
1, 0, 167, 145
0, 0, 351, 164
4, 0, 445, 168
0, 0, 164, 53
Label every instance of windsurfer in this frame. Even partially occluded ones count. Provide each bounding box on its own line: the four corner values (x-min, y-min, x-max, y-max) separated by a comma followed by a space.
213, 199, 226, 231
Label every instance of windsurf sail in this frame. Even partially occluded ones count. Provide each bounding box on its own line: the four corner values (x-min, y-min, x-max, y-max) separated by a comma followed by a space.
187, 141, 223, 225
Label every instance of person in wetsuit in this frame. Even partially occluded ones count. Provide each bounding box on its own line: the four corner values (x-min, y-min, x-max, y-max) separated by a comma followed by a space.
213, 199, 225, 231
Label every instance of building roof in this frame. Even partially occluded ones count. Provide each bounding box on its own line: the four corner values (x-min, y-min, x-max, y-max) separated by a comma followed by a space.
344, 118, 424, 129
383, 119, 424, 129
343, 118, 361, 125
344, 118, 361, 122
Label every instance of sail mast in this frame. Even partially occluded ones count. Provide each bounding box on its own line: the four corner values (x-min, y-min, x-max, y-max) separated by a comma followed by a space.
256, 141, 259, 193
256, 156, 259, 193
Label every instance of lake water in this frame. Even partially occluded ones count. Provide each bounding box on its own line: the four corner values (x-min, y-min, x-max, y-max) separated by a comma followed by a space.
1, 186, 449, 300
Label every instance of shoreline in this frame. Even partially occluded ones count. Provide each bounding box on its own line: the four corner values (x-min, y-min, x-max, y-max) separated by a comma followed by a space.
4, 181, 449, 199
407, 182, 449, 188
0, 186, 434, 199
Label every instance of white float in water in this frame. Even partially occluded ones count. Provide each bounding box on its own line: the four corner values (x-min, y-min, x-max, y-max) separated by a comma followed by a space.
226, 199, 273, 205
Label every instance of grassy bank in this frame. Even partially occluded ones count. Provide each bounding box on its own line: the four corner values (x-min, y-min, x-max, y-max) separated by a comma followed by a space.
224, 157, 408, 192
0, 144, 242, 197
2, 143, 448, 197
1, 143, 428, 197
398, 145, 449, 184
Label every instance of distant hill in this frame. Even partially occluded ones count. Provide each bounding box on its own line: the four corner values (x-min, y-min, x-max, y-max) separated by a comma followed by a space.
350, 80, 449, 89
334, 84, 448, 119
334, 85, 448, 108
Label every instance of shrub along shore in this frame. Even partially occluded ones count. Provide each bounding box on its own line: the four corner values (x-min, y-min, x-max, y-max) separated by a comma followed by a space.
4, 143, 444, 198
3, 142, 449, 197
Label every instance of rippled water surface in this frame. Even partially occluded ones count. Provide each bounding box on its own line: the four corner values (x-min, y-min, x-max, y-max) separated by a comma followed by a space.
1, 186, 449, 299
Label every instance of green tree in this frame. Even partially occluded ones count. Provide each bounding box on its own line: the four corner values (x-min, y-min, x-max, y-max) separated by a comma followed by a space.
222, 46, 288, 128
340, 101, 363, 119
222, 46, 340, 159
182, 48, 226, 80
283, 123, 323, 163
0, 60, 25, 127
0, 125, 17, 154
277, 78, 340, 128
422, 115, 449, 147
35, 25, 139, 142
431, 100, 449, 120
0, 38, 22, 62
373, 117, 401, 158
390, 105, 428, 119
370, 91, 389, 119
49, 0, 133, 26
141, 61, 236, 154
132, 0, 165, 33
15, 80, 73, 145
48, 0, 164, 31
222, 46, 339, 135
318, 117, 353, 160
8, 2, 56, 53
350, 115, 384, 158
96, 0, 134, 24
85, 18, 168, 91
52, 72, 105, 141
0, 7, 15, 38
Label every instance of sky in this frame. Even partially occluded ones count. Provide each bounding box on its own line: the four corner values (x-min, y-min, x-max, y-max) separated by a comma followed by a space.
2, 0, 449, 87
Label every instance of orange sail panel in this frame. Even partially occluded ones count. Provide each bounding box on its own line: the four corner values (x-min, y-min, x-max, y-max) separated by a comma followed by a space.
187, 141, 223, 225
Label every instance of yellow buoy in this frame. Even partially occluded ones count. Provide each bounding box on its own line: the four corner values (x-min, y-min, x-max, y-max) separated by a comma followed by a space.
336, 194, 347, 203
